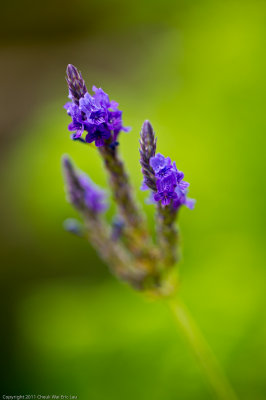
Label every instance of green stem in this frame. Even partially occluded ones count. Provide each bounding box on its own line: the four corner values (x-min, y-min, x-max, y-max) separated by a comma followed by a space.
167, 298, 238, 400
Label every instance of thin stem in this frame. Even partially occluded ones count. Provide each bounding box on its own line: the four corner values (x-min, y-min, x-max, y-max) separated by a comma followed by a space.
98, 143, 160, 279
99, 143, 143, 229
167, 298, 238, 400
156, 203, 179, 267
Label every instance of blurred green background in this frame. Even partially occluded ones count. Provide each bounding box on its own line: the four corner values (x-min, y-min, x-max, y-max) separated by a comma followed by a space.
1, 0, 266, 399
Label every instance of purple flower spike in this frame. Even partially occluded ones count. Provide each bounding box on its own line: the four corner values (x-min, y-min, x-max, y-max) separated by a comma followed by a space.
63, 156, 108, 214
64, 66, 130, 146
79, 174, 108, 213
148, 151, 195, 211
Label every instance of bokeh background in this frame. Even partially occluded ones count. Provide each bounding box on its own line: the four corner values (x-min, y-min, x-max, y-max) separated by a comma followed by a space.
1, 0, 266, 399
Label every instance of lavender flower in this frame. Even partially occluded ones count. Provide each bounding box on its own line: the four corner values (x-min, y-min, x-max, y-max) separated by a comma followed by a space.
79, 174, 108, 214
149, 153, 195, 210
65, 65, 129, 147
139, 141, 195, 268
63, 156, 108, 214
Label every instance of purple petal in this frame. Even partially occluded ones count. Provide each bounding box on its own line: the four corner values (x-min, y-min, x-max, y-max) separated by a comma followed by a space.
170, 192, 178, 200
156, 175, 175, 193
85, 132, 96, 143
109, 100, 119, 109
179, 181, 190, 191
100, 130, 111, 140
79, 92, 100, 116
92, 86, 110, 108
150, 153, 166, 172
122, 126, 131, 133
154, 192, 162, 202
161, 196, 170, 206
140, 181, 149, 191
185, 198, 196, 210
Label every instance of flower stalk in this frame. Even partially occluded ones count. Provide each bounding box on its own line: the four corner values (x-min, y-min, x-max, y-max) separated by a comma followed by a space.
167, 297, 238, 400
98, 141, 144, 229
156, 203, 179, 266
